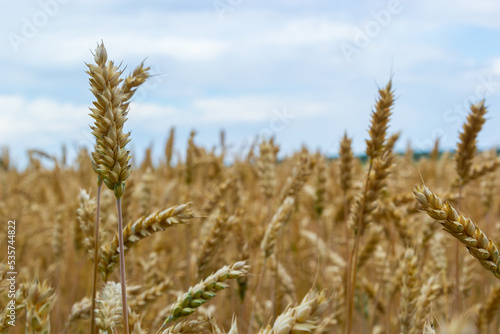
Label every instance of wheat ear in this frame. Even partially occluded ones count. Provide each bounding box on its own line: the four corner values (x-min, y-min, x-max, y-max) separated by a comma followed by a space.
468, 157, 500, 183
476, 285, 500, 332
346, 80, 394, 334
339, 132, 354, 196
64, 297, 91, 331
260, 197, 296, 259
257, 139, 277, 199
0, 283, 26, 333
86, 41, 114, 334
279, 155, 315, 201
365, 80, 394, 161
77, 189, 97, 259
100, 203, 194, 280
455, 100, 487, 186
410, 276, 441, 334
197, 209, 230, 277
25, 279, 55, 334
156, 261, 249, 332
165, 127, 175, 170
95, 281, 123, 332
413, 185, 500, 279
260, 290, 329, 334
399, 249, 419, 333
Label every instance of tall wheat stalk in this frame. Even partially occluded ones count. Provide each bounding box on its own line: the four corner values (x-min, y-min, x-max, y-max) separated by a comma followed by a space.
86, 41, 150, 334
345, 80, 394, 334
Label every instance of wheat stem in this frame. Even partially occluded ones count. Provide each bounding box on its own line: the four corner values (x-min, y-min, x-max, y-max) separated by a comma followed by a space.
116, 198, 130, 334
90, 181, 102, 334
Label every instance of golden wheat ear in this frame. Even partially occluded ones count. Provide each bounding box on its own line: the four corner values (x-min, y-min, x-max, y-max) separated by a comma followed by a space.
413, 185, 500, 279
454, 100, 487, 187
156, 261, 249, 333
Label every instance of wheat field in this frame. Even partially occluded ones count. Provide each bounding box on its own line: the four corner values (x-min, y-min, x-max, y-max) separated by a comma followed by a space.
0, 43, 500, 334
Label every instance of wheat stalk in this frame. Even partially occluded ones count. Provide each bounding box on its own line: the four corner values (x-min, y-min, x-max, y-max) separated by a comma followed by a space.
413, 185, 500, 279
476, 285, 500, 332
257, 139, 277, 200
25, 279, 55, 334
455, 100, 487, 186
399, 249, 419, 333
156, 261, 249, 332
261, 197, 295, 259
100, 203, 194, 280
95, 281, 123, 332
259, 290, 329, 334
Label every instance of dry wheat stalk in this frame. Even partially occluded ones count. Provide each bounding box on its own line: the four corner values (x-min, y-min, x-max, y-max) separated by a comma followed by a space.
365, 80, 394, 161
100, 203, 194, 280
228, 316, 239, 334
410, 276, 441, 334
259, 290, 329, 334
86, 42, 125, 188
165, 127, 175, 170
384, 131, 401, 153
232, 209, 250, 301
207, 312, 224, 334
454, 100, 487, 186
257, 139, 277, 199
202, 177, 234, 215
156, 261, 248, 332
73, 212, 84, 253
197, 208, 230, 277
51, 208, 64, 261
134, 167, 154, 215
0, 283, 26, 333
185, 130, 197, 185
359, 278, 385, 315
129, 310, 146, 334
339, 132, 354, 195
87, 41, 142, 198
460, 255, 475, 299
95, 281, 123, 332
467, 157, 500, 183
349, 150, 394, 235
314, 155, 327, 217
476, 285, 500, 332
25, 279, 55, 334
87, 41, 146, 334
357, 225, 382, 270
270, 258, 297, 305
261, 197, 295, 259
413, 185, 500, 279
399, 249, 419, 333
65, 297, 91, 329
430, 137, 440, 161
77, 189, 98, 259
279, 155, 315, 201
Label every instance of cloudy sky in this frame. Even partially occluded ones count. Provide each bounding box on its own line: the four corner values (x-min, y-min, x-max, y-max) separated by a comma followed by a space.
1, 0, 499, 167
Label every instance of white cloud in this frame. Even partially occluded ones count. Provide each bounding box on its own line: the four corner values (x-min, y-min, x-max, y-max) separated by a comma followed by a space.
1, 0, 500, 167
417, 0, 500, 28
0, 95, 89, 146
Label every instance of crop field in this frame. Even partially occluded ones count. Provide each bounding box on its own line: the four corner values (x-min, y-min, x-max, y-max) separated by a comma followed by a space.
0, 43, 500, 334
